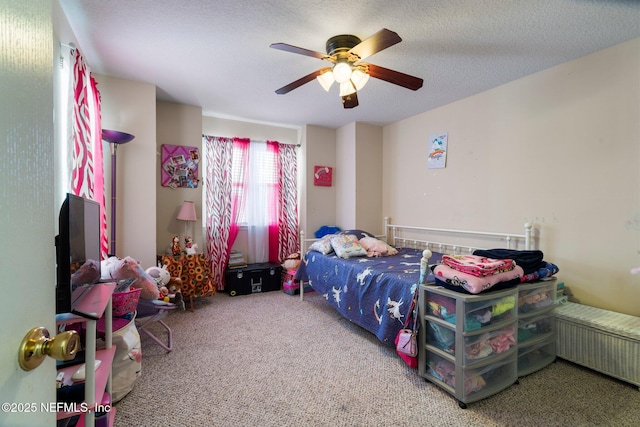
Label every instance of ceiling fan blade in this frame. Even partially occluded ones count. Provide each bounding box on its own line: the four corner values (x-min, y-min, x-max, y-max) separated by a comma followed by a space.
270, 43, 329, 60
365, 63, 423, 91
275, 68, 328, 95
342, 92, 358, 109
349, 28, 402, 62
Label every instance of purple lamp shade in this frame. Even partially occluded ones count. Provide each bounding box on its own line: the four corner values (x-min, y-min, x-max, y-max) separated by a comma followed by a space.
102, 129, 135, 144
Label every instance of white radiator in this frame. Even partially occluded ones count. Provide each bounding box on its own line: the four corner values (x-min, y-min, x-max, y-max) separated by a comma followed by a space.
554, 302, 640, 389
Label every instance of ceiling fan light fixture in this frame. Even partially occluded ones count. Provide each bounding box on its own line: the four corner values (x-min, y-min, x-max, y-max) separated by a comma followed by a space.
270, 29, 423, 109
316, 70, 335, 91
339, 81, 356, 97
332, 62, 352, 84
351, 68, 370, 91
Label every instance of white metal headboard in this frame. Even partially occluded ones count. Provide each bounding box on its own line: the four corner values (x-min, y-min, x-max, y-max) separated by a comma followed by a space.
385, 217, 534, 254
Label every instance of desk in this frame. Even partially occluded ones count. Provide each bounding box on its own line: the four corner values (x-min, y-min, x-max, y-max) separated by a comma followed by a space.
158, 254, 215, 310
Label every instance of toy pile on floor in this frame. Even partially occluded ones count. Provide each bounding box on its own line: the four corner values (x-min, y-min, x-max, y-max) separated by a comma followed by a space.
281, 252, 312, 295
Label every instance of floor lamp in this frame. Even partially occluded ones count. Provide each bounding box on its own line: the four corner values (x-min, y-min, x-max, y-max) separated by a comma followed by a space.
102, 129, 135, 256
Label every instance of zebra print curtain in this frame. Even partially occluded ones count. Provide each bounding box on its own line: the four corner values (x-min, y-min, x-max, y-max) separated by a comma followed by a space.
203, 136, 298, 290
275, 142, 299, 261
71, 49, 108, 258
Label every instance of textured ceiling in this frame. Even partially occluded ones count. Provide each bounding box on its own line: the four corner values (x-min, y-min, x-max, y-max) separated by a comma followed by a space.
59, 0, 640, 129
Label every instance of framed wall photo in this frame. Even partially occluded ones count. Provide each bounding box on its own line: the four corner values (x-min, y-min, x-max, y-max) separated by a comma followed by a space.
313, 166, 333, 186
161, 144, 199, 188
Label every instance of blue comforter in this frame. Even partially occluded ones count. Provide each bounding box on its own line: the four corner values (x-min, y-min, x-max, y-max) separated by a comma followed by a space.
297, 247, 440, 346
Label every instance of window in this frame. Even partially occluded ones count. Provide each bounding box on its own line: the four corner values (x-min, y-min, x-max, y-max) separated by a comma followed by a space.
231, 142, 277, 225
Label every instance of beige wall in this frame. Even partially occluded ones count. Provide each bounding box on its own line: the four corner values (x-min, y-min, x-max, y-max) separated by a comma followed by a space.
383, 38, 640, 316
303, 125, 337, 237
97, 75, 157, 268
156, 101, 203, 256
203, 116, 300, 144
334, 122, 384, 234
336, 123, 357, 228
355, 122, 383, 234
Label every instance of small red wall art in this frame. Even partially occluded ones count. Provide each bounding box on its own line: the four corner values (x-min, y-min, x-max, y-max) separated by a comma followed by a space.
313, 166, 333, 187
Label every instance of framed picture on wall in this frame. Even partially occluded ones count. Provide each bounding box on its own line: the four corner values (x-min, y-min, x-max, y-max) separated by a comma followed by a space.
161, 144, 199, 188
313, 166, 332, 186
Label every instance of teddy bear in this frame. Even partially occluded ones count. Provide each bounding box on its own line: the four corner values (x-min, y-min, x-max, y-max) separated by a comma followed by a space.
101, 256, 160, 300
145, 264, 185, 309
145, 265, 171, 294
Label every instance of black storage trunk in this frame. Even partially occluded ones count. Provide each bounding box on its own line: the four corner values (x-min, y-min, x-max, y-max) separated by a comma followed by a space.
225, 262, 283, 296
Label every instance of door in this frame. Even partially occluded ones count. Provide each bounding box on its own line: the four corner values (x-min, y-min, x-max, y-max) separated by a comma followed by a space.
0, 1, 57, 426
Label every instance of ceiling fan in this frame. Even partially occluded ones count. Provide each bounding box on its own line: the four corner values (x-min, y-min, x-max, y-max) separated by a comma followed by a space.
270, 28, 423, 109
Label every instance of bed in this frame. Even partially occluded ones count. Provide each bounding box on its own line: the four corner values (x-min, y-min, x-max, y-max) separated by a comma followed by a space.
296, 218, 535, 347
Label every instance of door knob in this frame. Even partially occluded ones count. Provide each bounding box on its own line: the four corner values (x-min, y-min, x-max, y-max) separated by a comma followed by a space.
18, 327, 79, 371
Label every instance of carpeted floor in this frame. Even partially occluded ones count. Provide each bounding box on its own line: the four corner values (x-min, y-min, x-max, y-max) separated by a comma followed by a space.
113, 291, 640, 427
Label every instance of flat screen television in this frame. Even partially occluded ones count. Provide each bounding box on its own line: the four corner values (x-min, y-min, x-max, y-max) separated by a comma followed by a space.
55, 193, 102, 314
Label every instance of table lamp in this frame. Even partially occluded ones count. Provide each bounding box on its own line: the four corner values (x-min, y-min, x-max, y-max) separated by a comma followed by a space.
177, 201, 197, 241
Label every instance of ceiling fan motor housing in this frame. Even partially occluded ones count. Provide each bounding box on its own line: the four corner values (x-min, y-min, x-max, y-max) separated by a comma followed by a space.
326, 34, 362, 57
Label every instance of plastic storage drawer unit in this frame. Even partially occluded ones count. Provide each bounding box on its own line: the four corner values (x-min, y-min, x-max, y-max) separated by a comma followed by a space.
517, 279, 556, 315
419, 285, 519, 408
463, 323, 517, 365
518, 336, 556, 377
425, 350, 518, 407
517, 306, 555, 345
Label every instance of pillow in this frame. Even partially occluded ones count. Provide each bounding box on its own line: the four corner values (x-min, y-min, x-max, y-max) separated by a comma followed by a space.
330, 234, 367, 258
340, 229, 375, 240
358, 236, 398, 257
308, 234, 335, 255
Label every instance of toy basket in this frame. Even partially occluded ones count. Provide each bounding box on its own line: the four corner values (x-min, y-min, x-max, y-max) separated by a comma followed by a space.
112, 288, 142, 316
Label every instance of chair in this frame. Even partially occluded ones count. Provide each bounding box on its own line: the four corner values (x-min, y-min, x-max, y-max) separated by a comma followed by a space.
135, 298, 176, 352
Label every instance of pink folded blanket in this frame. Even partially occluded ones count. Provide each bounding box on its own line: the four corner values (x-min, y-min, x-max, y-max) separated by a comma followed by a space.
442, 254, 515, 277
433, 263, 524, 294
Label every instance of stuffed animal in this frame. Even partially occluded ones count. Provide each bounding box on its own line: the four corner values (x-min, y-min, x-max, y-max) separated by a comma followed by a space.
282, 252, 301, 271
71, 259, 101, 285
145, 265, 171, 287
101, 256, 160, 300
171, 235, 181, 256
157, 256, 184, 293
184, 236, 198, 255
358, 236, 398, 257
145, 264, 185, 309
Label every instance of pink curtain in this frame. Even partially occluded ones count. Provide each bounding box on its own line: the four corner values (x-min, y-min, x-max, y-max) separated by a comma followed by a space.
71, 49, 108, 259
204, 136, 298, 289
229, 137, 250, 258
267, 141, 280, 262
203, 136, 249, 290
266, 141, 299, 262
